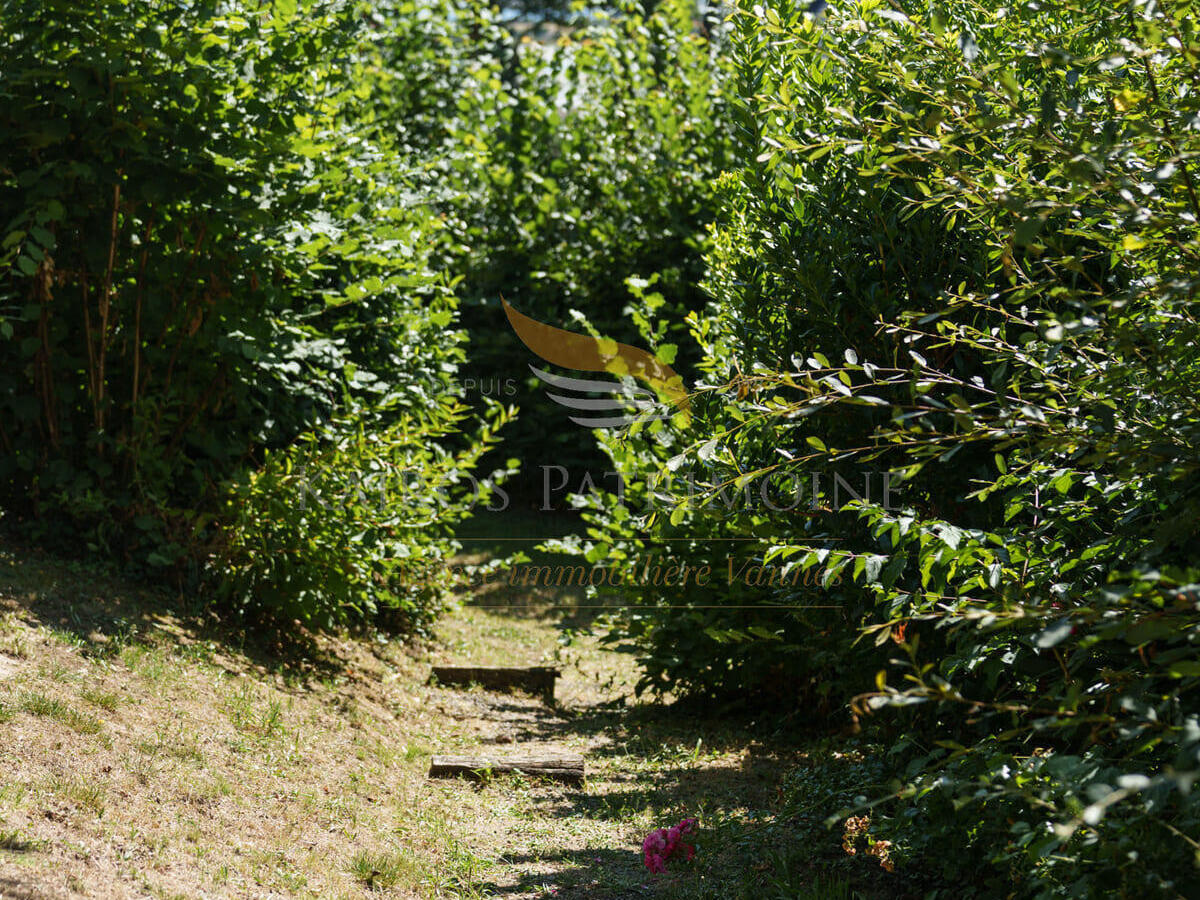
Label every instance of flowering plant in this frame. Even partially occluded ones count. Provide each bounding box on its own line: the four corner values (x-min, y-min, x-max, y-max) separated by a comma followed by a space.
642, 817, 698, 874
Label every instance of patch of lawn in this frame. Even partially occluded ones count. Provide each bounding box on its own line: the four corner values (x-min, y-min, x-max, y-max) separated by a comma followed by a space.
20, 691, 102, 734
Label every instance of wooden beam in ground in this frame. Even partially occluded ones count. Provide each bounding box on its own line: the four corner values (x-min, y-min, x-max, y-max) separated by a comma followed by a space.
428, 753, 584, 786
429, 665, 559, 704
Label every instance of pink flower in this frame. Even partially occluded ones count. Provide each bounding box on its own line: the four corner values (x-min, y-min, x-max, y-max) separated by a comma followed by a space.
642, 817, 699, 874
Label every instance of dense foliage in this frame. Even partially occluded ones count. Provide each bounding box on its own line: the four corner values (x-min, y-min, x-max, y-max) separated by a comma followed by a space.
0, 0, 500, 626
0, 0, 726, 623
443, 0, 733, 472
574, 0, 1200, 894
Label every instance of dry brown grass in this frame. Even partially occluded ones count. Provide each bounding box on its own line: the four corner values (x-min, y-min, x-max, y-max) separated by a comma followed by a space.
0, 544, 804, 899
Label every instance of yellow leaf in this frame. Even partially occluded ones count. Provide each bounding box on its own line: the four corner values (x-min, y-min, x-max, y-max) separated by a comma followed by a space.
1113, 89, 1142, 112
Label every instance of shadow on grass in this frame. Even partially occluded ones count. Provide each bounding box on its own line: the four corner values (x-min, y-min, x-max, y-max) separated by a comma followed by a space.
452, 506, 601, 626
0, 876, 55, 900
481, 693, 804, 759
0, 540, 346, 689
472, 846, 649, 898
471, 835, 904, 900
445, 689, 916, 899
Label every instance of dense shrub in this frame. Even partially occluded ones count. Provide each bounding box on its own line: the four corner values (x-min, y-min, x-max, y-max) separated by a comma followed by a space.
449, 0, 730, 329
218, 401, 513, 632
0, 0, 495, 626
575, 0, 1200, 894
442, 0, 734, 472
0, 0, 735, 623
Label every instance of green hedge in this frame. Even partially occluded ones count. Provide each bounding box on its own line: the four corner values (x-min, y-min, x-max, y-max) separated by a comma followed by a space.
442, 0, 734, 472
574, 0, 1200, 894
0, 0, 498, 627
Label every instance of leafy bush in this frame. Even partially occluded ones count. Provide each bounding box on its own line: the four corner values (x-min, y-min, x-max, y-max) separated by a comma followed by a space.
0, 0, 495, 627
449, 0, 730, 326
442, 0, 734, 471
575, 0, 1200, 894
218, 401, 513, 631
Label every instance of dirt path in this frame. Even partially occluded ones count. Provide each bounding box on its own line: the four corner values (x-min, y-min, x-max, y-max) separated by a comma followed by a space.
0, 545, 797, 900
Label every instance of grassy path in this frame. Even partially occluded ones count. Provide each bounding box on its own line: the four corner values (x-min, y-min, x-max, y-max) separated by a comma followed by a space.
0, 545, 815, 899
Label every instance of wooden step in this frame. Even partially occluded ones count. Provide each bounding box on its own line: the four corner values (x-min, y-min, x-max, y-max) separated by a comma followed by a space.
428, 753, 584, 786
429, 665, 559, 704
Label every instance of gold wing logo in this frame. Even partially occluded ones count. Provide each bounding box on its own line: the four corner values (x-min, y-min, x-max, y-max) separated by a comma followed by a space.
502, 300, 690, 429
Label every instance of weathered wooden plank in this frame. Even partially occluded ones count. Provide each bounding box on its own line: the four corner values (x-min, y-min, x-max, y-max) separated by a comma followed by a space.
428, 753, 584, 786
429, 665, 559, 704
